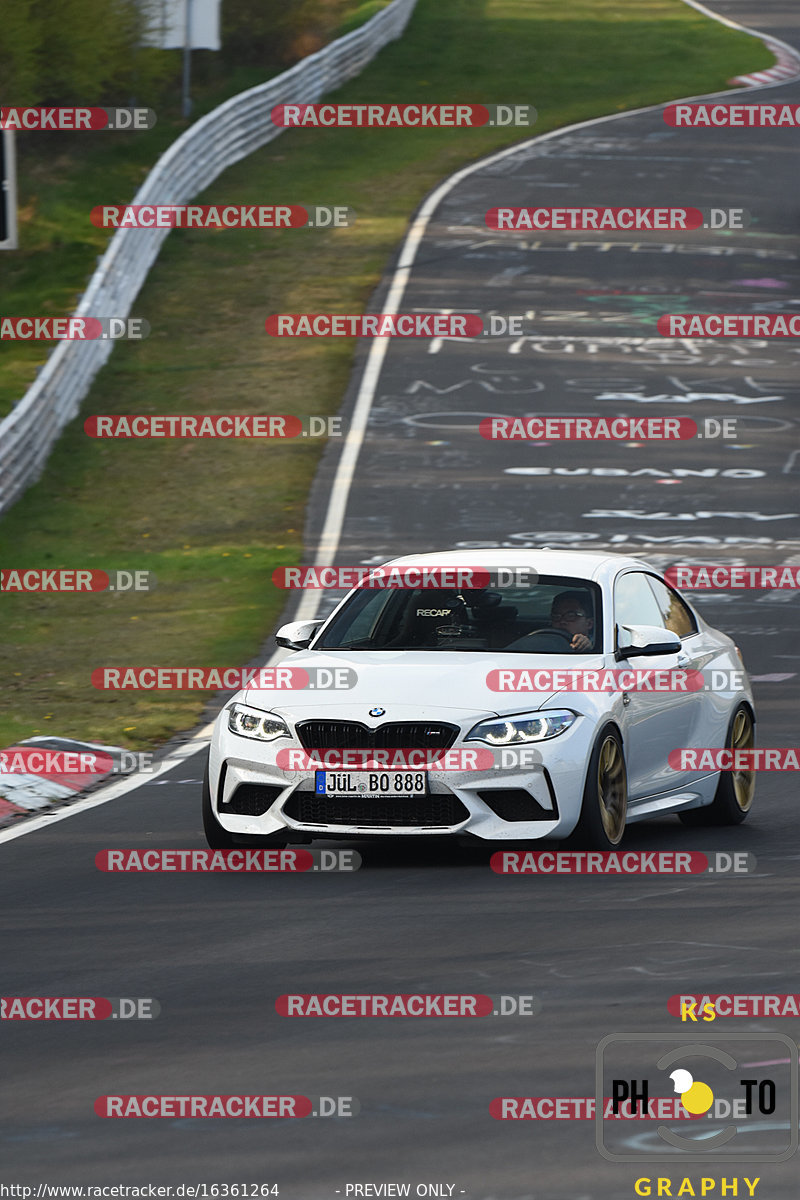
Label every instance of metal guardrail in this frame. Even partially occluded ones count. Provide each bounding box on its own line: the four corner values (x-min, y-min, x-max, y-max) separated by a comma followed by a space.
0, 0, 419, 513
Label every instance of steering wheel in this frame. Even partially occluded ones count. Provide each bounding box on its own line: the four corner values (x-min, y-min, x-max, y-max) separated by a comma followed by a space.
507, 627, 575, 652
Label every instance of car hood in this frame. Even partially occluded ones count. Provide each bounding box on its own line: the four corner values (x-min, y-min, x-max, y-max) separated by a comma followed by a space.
242, 649, 607, 720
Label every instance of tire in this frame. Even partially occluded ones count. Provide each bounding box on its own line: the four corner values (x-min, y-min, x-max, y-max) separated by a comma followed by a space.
679, 704, 755, 827
571, 726, 628, 849
201, 753, 289, 849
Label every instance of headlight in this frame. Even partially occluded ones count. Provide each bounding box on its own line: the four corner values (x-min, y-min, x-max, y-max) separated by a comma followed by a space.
227, 704, 290, 742
466, 710, 575, 745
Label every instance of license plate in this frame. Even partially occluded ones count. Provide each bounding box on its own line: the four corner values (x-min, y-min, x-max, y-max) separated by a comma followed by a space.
315, 770, 428, 797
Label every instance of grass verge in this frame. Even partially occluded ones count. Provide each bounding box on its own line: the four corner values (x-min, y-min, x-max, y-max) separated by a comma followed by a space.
0, 0, 772, 750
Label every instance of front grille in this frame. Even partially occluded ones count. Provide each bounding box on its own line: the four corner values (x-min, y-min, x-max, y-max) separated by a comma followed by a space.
283, 791, 469, 828
477, 789, 555, 822
221, 784, 284, 817
296, 721, 459, 752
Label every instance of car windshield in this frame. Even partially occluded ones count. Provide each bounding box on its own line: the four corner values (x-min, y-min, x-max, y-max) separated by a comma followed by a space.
314, 575, 603, 653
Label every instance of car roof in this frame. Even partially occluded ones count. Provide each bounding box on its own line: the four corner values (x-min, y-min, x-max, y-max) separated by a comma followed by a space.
379, 548, 657, 584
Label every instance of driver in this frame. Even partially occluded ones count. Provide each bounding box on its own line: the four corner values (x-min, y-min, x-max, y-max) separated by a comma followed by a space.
550, 591, 594, 652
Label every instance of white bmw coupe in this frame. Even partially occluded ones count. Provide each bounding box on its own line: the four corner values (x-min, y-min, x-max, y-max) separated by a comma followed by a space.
203, 549, 755, 850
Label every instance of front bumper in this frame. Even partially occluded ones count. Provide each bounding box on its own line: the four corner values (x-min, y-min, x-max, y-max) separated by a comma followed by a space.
209, 715, 594, 841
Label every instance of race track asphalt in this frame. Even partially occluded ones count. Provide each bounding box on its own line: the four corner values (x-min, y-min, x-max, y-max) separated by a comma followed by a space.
2, 3, 799, 1195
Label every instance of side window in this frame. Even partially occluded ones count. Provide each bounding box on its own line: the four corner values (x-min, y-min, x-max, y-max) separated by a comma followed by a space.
614, 572, 664, 630
646, 575, 698, 638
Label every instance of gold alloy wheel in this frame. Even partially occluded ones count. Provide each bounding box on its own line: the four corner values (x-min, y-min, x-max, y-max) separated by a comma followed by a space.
597, 735, 627, 844
730, 707, 755, 813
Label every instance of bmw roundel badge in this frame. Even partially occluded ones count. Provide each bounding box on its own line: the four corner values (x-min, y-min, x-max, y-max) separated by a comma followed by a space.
369, 707, 386, 717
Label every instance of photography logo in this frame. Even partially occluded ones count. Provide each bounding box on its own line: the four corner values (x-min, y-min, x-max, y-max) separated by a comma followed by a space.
668, 1067, 714, 1115
596, 1033, 798, 1162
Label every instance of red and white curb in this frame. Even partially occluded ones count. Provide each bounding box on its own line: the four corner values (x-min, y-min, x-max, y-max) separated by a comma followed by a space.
0, 736, 127, 825
730, 38, 800, 87
680, 0, 800, 88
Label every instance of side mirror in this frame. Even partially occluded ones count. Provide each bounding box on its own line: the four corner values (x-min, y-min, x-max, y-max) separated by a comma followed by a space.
275, 619, 323, 651
615, 624, 681, 660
